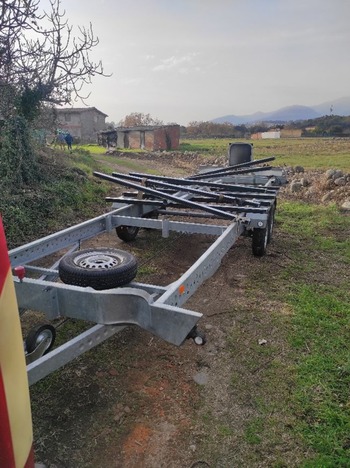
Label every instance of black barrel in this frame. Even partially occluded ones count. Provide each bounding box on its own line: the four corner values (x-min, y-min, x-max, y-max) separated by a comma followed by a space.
228, 142, 253, 166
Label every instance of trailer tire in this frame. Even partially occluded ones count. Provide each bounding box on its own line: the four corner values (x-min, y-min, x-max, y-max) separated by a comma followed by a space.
252, 227, 268, 257
267, 203, 276, 244
116, 210, 159, 241
116, 225, 140, 242
59, 248, 138, 290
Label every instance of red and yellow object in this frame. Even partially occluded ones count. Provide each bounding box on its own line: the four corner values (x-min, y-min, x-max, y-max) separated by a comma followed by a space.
0, 217, 34, 467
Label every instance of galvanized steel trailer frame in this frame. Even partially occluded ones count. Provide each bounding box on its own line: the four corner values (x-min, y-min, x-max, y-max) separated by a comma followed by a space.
9, 157, 286, 385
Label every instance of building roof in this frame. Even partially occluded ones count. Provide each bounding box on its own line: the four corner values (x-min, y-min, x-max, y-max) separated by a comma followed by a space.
56, 106, 108, 117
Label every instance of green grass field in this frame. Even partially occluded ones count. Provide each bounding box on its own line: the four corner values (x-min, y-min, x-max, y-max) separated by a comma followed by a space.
180, 138, 350, 171
79, 138, 350, 171
77, 144, 144, 155
278, 202, 350, 466
32, 137, 350, 466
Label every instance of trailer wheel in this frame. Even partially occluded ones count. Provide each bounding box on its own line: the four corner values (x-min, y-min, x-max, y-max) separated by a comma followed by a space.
116, 210, 159, 241
252, 227, 268, 257
25, 324, 56, 355
186, 326, 207, 346
193, 331, 207, 346
267, 203, 276, 244
116, 225, 140, 242
59, 248, 138, 290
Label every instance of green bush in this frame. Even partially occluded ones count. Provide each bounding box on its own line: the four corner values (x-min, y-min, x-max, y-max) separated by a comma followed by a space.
0, 116, 40, 188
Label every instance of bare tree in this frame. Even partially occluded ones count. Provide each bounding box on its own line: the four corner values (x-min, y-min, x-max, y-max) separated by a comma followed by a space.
0, 0, 108, 119
0, 0, 39, 73
119, 112, 164, 127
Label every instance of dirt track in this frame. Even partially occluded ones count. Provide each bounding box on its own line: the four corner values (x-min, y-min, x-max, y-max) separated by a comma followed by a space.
30, 153, 307, 467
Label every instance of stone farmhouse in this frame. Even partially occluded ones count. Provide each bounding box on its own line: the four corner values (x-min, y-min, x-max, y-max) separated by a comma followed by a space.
98, 125, 180, 151
56, 107, 108, 143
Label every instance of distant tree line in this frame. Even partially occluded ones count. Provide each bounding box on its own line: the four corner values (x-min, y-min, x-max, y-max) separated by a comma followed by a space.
181, 116, 350, 139
110, 113, 350, 139
181, 121, 267, 139
117, 112, 164, 127
289, 115, 350, 137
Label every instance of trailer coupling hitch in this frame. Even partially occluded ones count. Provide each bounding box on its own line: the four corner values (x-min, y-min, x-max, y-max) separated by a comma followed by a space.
186, 326, 206, 346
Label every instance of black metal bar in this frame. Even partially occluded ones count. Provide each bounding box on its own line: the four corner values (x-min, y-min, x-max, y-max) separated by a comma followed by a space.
128, 172, 278, 194
94, 172, 238, 220
157, 205, 269, 218
157, 210, 217, 219
106, 197, 165, 206
219, 155, 276, 170
180, 196, 272, 207
118, 189, 275, 202
188, 197, 272, 207
109, 172, 261, 207
188, 156, 276, 179
207, 205, 269, 213
159, 205, 269, 214
105, 197, 269, 214
215, 191, 275, 200
188, 165, 274, 180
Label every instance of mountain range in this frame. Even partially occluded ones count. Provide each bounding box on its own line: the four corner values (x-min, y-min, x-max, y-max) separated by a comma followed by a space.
211, 97, 350, 125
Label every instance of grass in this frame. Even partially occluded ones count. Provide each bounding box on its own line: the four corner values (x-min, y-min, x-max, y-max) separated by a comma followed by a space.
220, 200, 350, 466
180, 138, 350, 171
1, 148, 110, 248
76, 144, 350, 466
28, 138, 350, 466
290, 285, 350, 466
74, 146, 162, 176
76, 144, 110, 155
277, 201, 350, 263
101, 155, 160, 174
77, 144, 145, 155
244, 418, 264, 445
76, 138, 350, 172
278, 202, 350, 466
66, 148, 101, 175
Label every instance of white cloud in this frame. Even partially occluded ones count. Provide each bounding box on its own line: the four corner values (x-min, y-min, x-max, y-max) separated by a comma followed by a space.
120, 77, 143, 85
59, 0, 350, 125
152, 53, 199, 72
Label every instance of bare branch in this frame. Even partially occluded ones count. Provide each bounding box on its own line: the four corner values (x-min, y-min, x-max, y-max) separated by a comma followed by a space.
0, 0, 110, 119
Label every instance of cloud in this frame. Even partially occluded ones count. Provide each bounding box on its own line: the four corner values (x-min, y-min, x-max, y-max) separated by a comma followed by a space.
152, 53, 198, 72
121, 77, 143, 85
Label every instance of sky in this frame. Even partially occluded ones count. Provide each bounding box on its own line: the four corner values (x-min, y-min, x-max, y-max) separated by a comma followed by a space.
50, 0, 350, 125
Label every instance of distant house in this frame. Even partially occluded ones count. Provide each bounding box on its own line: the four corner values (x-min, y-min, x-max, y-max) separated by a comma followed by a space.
261, 131, 281, 139
56, 107, 108, 143
250, 130, 281, 140
251, 128, 302, 139
99, 125, 180, 151
280, 128, 302, 138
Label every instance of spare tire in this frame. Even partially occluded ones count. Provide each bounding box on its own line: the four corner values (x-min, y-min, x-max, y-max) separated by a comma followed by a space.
59, 248, 138, 290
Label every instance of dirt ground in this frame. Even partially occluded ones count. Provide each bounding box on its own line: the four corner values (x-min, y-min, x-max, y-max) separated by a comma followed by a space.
27, 152, 333, 467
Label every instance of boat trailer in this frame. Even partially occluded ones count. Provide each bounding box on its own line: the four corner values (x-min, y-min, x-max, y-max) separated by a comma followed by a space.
10, 145, 287, 385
